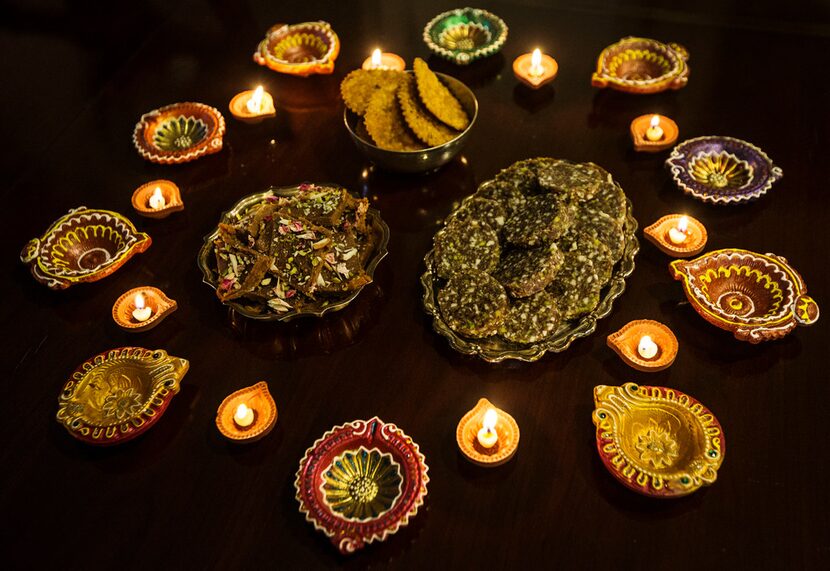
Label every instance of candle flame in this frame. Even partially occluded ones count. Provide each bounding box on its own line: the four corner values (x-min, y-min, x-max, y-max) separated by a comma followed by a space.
247, 86, 264, 114
371, 48, 382, 68
649, 115, 661, 128
677, 216, 689, 233
235, 403, 250, 419
134, 293, 145, 310
483, 408, 498, 430
531, 48, 542, 68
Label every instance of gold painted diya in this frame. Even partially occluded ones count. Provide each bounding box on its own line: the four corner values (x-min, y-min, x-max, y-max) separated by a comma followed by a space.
133, 102, 225, 164
644, 214, 707, 257
592, 383, 725, 498
253, 22, 340, 76
592, 37, 689, 94
112, 287, 177, 332
131, 180, 184, 219
456, 398, 519, 466
607, 320, 678, 372
56, 348, 189, 445
215, 382, 278, 442
670, 249, 819, 342
20, 207, 151, 290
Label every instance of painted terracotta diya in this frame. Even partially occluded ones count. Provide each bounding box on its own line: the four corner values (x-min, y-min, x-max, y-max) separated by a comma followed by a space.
423, 7, 508, 65
215, 382, 277, 442
228, 87, 276, 124
513, 49, 558, 89
112, 287, 177, 332
644, 214, 707, 257
133, 102, 225, 164
667, 136, 782, 205
592, 383, 725, 498
253, 21, 340, 76
20, 207, 151, 290
56, 348, 189, 445
295, 418, 428, 554
670, 249, 819, 343
131, 180, 184, 219
630, 114, 679, 152
456, 398, 520, 467
592, 37, 689, 94
607, 320, 678, 372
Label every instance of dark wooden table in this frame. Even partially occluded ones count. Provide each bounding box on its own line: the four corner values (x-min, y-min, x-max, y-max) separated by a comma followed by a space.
2, 1, 829, 568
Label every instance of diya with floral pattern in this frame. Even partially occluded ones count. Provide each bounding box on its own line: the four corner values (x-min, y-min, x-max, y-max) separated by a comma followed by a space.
295, 418, 428, 554
666, 136, 782, 204
133, 102, 225, 164
423, 7, 508, 65
592, 383, 725, 498
21, 207, 151, 290
253, 22, 340, 76
56, 348, 189, 445
670, 249, 819, 342
591, 37, 689, 94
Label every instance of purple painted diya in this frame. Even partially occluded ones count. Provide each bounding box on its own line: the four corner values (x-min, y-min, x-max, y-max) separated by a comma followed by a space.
666, 136, 782, 205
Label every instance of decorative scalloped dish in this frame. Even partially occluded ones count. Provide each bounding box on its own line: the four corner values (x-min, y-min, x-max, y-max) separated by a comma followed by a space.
423, 7, 508, 65
20, 207, 151, 290
666, 136, 782, 205
133, 102, 225, 164
253, 21, 340, 76
670, 249, 819, 342
197, 184, 390, 322
592, 383, 725, 498
592, 37, 689, 94
295, 418, 429, 554
56, 348, 189, 445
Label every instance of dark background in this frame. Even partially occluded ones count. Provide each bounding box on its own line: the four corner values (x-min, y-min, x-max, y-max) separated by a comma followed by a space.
1, 0, 828, 568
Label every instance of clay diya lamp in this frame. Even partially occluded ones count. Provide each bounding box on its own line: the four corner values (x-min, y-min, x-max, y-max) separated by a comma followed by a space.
592, 37, 689, 94
667, 136, 783, 205
592, 383, 725, 498
56, 348, 189, 445
112, 286, 177, 333
215, 382, 278, 442
253, 21, 340, 76
630, 114, 679, 152
423, 7, 508, 65
133, 102, 225, 164
295, 417, 429, 554
670, 249, 819, 342
644, 214, 707, 257
131, 180, 184, 219
456, 398, 520, 467
607, 320, 678, 372
20, 206, 151, 290
362, 48, 405, 71
228, 86, 276, 124
513, 48, 558, 89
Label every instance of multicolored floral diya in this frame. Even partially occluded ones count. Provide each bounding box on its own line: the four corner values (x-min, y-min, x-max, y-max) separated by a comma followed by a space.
295, 418, 428, 554
423, 7, 508, 65
21, 207, 151, 290
133, 102, 225, 164
253, 21, 340, 76
670, 249, 819, 342
56, 348, 189, 445
592, 383, 725, 498
592, 37, 689, 94
666, 136, 782, 205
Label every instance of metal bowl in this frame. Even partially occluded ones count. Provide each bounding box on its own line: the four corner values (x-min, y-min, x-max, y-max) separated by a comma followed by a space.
343, 72, 478, 174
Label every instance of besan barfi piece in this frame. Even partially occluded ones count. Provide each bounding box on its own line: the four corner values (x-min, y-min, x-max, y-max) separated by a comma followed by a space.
433, 219, 500, 279
446, 196, 507, 231
315, 230, 372, 294
271, 216, 333, 296
499, 290, 561, 344
413, 57, 469, 131
279, 184, 349, 226
546, 252, 604, 320
438, 269, 509, 338
502, 194, 575, 247
495, 243, 565, 298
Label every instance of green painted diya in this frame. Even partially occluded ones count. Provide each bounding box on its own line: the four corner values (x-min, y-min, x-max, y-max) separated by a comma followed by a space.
423, 7, 508, 65
133, 102, 225, 164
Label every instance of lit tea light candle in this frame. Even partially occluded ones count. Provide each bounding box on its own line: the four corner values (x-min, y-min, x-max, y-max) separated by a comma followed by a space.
148, 186, 166, 210
362, 48, 405, 71
132, 293, 152, 322
246, 85, 264, 114
477, 408, 499, 449
645, 115, 664, 141
229, 86, 276, 123
234, 403, 255, 428
637, 335, 659, 360
513, 48, 558, 89
667, 216, 689, 245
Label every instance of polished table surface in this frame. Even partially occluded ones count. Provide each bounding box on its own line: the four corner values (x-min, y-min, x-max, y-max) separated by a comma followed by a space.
2, 1, 829, 568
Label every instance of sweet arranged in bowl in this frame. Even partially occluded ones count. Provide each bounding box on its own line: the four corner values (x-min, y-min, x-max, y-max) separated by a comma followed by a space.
133, 102, 225, 164
422, 7, 508, 65
666, 136, 782, 204
253, 21, 340, 76
21, 207, 151, 290
592, 37, 689, 94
